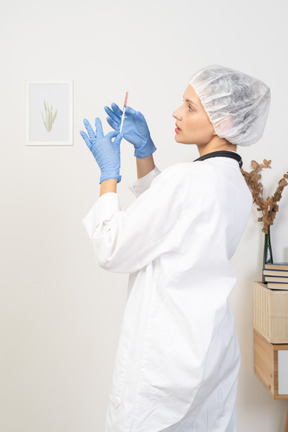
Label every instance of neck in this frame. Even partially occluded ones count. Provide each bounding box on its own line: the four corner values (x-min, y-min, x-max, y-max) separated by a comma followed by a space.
197, 135, 237, 157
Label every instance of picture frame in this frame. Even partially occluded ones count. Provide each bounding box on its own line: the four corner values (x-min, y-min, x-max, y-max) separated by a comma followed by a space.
26, 81, 73, 146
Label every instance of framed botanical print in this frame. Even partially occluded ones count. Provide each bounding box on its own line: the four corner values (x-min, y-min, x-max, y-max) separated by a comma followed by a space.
26, 81, 73, 145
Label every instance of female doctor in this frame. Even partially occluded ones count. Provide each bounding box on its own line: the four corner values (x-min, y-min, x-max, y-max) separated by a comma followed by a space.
80, 65, 271, 432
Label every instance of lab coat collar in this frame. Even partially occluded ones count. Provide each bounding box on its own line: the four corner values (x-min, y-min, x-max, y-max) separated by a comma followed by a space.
194, 151, 243, 168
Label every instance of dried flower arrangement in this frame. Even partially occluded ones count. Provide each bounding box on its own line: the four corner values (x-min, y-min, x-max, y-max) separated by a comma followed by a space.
241, 160, 288, 234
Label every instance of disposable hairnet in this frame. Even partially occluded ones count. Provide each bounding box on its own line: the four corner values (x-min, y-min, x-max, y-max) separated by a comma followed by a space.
189, 64, 271, 146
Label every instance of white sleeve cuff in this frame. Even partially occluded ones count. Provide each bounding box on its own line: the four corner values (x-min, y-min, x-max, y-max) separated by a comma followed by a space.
81, 192, 120, 239
128, 166, 161, 198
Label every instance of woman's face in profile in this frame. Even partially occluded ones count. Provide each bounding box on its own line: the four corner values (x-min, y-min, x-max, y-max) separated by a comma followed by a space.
173, 85, 216, 146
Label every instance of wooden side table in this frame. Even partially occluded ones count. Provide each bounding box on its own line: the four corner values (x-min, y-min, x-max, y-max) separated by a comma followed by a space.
254, 329, 288, 431
253, 281, 288, 430
254, 330, 288, 400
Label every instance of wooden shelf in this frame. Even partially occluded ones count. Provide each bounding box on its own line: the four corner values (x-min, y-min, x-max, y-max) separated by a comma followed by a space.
254, 329, 288, 400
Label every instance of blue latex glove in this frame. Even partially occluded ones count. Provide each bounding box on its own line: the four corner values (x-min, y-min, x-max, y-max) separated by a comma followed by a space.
80, 117, 122, 184
104, 103, 157, 158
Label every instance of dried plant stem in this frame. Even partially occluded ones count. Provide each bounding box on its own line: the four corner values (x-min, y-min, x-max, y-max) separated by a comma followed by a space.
241, 160, 288, 234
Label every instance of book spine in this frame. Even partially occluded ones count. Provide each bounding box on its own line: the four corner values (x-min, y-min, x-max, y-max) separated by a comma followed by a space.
267, 283, 288, 290
263, 270, 288, 277
264, 263, 288, 270
264, 276, 288, 283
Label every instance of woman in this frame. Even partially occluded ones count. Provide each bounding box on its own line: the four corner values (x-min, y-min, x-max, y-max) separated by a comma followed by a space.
80, 64, 271, 432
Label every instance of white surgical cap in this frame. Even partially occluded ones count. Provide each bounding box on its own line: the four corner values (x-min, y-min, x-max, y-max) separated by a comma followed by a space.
189, 64, 271, 146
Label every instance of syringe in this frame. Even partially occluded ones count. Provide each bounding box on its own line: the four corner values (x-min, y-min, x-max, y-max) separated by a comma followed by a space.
119, 91, 129, 133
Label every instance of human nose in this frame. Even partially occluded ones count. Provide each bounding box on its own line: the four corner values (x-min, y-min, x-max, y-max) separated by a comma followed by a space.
173, 106, 182, 120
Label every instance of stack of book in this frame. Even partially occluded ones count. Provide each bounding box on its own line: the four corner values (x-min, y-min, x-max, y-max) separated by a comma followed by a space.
263, 263, 288, 290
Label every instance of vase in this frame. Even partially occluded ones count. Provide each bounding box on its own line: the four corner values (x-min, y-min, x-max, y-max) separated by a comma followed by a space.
262, 224, 273, 283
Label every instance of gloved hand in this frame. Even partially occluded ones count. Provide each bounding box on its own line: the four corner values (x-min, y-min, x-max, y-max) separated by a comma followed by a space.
104, 103, 157, 158
80, 117, 122, 184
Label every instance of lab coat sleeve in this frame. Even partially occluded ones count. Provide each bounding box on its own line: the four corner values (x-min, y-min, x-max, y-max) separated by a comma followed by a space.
127, 166, 161, 198
82, 167, 186, 273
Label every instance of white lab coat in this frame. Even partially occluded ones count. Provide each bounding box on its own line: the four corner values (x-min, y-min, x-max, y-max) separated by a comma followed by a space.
82, 156, 252, 432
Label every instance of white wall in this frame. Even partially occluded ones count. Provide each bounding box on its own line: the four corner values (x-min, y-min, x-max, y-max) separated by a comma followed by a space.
1, 0, 288, 430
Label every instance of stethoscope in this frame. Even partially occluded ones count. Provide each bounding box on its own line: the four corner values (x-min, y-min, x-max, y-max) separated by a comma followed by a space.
194, 150, 243, 168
